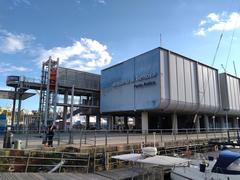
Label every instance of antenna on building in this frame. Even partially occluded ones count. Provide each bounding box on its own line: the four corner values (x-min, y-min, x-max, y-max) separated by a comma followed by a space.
233, 61, 237, 76
221, 64, 227, 73
160, 33, 162, 48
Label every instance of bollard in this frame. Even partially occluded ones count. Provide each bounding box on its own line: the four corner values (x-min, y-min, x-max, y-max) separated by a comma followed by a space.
127, 130, 129, 144
186, 129, 189, 140
3, 131, 13, 148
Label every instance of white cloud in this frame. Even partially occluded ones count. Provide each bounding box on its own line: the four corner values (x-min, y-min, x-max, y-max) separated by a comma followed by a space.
199, 20, 207, 26
39, 38, 112, 71
12, 0, 31, 6
97, 0, 106, 4
194, 12, 240, 36
207, 13, 219, 22
0, 30, 35, 53
194, 28, 206, 36
0, 62, 30, 73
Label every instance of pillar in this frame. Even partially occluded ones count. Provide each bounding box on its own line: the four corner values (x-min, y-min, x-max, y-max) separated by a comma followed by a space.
86, 115, 90, 129
234, 117, 239, 129
96, 115, 101, 129
172, 113, 178, 134
124, 116, 128, 129
195, 115, 200, 133
63, 91, 68, 131
11, 87, 17, 130
212, 116, 216, 131
220, 117, 225, 130
141, 112, 148, 133
112, 116, 116, 129
204, 115, 209, 131
16, 95, 22, 131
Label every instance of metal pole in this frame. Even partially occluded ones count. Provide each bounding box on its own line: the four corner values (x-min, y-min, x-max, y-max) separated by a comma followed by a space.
68, 85, 75, 144
44, 59, 52, 128
11, 87, 17, 130
17, 94, 22, 132
53, 59, 59, 124
226, 110, 229, 130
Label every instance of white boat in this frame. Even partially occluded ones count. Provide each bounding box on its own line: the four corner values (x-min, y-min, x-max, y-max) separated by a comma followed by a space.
171, 150, 240, 180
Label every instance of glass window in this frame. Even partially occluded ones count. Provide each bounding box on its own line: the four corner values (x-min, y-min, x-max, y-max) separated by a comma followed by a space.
227, 158, 240, 171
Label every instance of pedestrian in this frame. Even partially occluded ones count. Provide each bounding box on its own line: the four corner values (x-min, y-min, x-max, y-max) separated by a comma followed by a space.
47, 125, 55, 147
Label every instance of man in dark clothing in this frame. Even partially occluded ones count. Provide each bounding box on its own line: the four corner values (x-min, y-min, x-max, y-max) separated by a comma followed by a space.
47, 125, 54, 147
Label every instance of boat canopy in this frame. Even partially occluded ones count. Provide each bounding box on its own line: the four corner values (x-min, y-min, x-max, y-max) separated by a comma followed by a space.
212, 150, 240, 174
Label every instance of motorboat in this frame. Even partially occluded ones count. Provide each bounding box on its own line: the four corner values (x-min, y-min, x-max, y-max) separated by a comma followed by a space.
171, 150, 240, 180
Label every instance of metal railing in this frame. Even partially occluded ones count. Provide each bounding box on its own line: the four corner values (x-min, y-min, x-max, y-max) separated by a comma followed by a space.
0, 128, 238, 150
0, 149, 90, 173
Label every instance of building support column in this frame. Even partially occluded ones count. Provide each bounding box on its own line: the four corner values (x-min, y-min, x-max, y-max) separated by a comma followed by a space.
141, 112, 148, 134
63, 91, 68, 131
124, 116, 128, 129
16, 94, 22, 131
96, 115, 101, 129
204, 115, 209, 132
195, 115, 200, 133
86, 115, 90, 129
172, 113, 178, 134
220, 117, 225, 131
112, 116, 116, 130
11, 87, 17, 130
234, 117, 239, 129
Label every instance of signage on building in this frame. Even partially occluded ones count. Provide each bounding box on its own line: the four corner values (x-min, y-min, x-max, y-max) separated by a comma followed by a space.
112, 72, 158, 88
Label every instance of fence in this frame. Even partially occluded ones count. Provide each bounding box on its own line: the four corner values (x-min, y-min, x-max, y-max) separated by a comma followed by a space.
0, 128, 239, 149
0, 149, 90, 173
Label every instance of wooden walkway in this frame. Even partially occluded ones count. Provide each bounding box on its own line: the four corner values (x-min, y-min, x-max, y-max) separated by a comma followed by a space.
0, 173, 110, 180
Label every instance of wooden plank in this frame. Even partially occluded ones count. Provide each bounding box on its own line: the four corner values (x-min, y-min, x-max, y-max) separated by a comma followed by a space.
0, 173, 110, 180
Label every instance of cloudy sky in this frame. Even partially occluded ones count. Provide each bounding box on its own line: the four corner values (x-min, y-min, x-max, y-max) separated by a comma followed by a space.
0, 0, 240, 110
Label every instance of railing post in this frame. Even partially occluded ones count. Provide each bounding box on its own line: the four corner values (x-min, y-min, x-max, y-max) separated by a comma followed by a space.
94, 130, 96, 147
25, 130, 29, 149
206, 129, 208, 140
79, 129, 83, 149
84, 131, 87, 144
127, 130, 129, 145
105, 130, 107, 147
196, 130, 199, 140
57, 131, 60, 146
160, 129, 163, 142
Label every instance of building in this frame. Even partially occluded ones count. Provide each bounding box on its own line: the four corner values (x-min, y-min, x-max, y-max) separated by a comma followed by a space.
101, 47, 240, 132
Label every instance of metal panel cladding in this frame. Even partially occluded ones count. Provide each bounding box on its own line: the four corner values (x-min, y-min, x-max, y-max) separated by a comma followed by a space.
219, 73, 240, 114
58, 67, 100, 91
160, 49, 198, 112
197, 64, 220, 113
101, 48, 160, 113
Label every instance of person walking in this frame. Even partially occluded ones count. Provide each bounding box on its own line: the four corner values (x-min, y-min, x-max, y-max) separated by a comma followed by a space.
47, 125, 55, 147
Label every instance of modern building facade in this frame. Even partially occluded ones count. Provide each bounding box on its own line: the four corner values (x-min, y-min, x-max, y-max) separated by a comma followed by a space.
101, 47, 240, 132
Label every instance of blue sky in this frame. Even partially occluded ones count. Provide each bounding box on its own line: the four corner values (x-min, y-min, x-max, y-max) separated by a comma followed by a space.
0, 0, 240, 110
